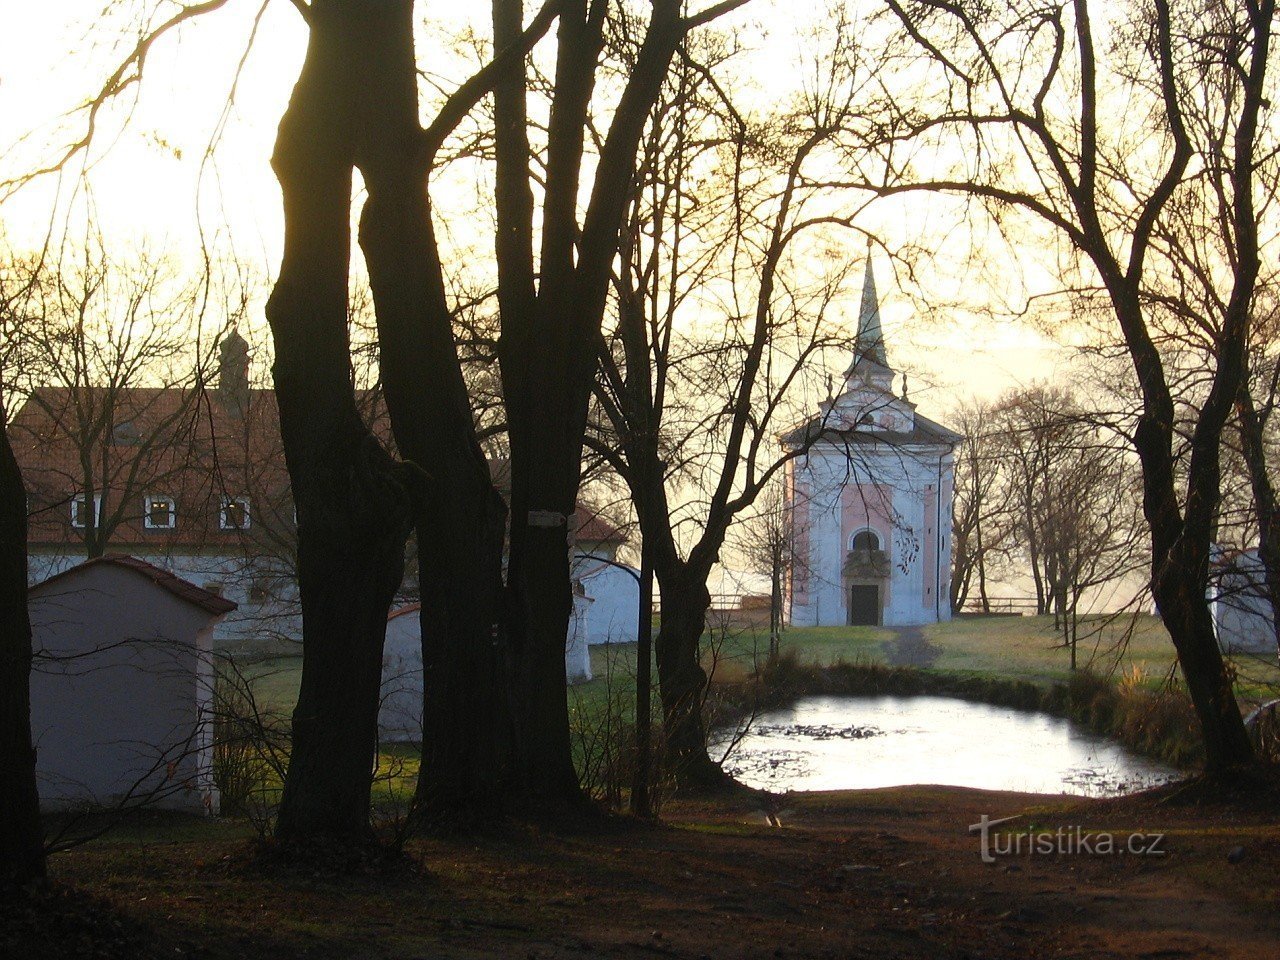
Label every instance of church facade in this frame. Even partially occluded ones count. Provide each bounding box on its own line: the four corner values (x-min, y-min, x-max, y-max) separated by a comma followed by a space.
783, 261, 960, 628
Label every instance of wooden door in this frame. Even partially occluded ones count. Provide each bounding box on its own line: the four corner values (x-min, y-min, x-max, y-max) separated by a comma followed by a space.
848, 584, 880, 626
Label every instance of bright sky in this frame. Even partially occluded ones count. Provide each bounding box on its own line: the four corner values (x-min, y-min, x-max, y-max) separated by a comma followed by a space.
0, 0, 1068, 412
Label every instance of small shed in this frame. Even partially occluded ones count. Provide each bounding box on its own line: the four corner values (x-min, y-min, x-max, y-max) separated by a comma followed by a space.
1210, 548, 1277, 656
378, 598, 593, 744
379, 604, 424, 744
28, 555, 235, 813
576, 561, 641, 645
567, 584, 593, 683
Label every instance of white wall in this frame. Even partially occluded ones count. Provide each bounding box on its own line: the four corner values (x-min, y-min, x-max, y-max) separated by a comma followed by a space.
28, 564, 221, 813
1211, 552, 1277, 655
379, 611, 423, 744
30, 550, 300, 653
790, 443, 955, 628
578, 562, 641, 645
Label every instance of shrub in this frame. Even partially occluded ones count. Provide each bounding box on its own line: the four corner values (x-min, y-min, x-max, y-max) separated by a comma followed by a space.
211, 658, 291, 837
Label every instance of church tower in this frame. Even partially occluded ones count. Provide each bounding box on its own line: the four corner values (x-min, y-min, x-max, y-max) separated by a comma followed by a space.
782, 255, 960, 628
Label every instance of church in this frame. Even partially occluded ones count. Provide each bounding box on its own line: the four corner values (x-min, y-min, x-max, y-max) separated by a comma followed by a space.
783, 260, 960, 627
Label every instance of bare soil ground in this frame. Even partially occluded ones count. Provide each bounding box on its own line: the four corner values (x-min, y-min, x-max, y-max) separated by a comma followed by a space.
6, 783, 1279, 960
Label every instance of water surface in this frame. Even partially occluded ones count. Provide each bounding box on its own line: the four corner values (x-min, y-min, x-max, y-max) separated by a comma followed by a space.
719, 695, 1177, 797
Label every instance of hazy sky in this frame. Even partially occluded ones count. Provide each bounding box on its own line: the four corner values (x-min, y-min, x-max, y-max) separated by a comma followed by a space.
1, 1, 1067, 413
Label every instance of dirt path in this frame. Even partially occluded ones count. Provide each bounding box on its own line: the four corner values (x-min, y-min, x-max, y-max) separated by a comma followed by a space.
883, 625, 943, 667
18, 785, 1280, 960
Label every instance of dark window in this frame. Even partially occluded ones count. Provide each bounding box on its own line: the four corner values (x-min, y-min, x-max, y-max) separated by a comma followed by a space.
71, 495, 99, 529
112, 420, 141, 445
852, 530, 880, 552
221, 498, 251, 530
144, 496, 175, 529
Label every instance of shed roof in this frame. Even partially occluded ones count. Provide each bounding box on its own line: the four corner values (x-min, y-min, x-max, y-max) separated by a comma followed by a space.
31, 554, 238, 616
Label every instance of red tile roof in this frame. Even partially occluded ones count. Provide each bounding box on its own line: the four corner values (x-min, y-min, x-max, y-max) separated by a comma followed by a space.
12, 384, 627, 555
31, 554, 238, 616
387, 602, 422, 623
12, 385, 303, 552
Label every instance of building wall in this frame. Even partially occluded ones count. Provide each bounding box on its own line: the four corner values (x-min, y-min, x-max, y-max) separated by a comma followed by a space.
379, 612, 423, 744
576, 562, 641, 645
1211, 551, 1277, 655
789, 443, 955, 628
28, 564, 220, 813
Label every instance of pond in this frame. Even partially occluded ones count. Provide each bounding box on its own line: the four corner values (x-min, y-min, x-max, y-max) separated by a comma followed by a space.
718, 695, 1179, 797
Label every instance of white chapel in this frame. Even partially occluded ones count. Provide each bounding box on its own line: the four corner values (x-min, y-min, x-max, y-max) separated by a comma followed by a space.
783, 260, 960, 627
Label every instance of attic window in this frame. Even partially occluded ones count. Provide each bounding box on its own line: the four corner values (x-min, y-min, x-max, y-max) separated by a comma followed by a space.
112, 420, 141, 445
220, 497, 251, 531
144, 496, 176, 530
70, 494, 100, 529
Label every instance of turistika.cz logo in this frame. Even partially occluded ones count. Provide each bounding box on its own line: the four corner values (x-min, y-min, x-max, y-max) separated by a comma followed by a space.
969, 814, 1166, 864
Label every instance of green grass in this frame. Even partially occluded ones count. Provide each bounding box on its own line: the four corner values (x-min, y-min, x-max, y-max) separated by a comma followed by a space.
232, 612, 1280, 716
208, 612, 1278, 813
921, 614, 1175, 683
757, 614, 1280, 704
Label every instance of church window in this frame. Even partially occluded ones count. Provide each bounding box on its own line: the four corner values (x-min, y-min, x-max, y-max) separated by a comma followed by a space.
851, 529, 880, 551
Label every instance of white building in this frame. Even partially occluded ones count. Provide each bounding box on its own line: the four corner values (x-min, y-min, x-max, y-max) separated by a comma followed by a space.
14, 332, 637, 663
783, 260, 959, 627
379, 590, 593, 743
1210, 548, 1277, 656
28, 555, 233, 812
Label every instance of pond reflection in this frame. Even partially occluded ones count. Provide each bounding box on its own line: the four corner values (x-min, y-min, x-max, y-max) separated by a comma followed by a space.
719, 695, 1178, 797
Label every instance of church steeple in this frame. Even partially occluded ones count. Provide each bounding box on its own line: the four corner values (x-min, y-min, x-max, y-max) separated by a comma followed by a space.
845, 255, 894, 385
856, 256, 888, 367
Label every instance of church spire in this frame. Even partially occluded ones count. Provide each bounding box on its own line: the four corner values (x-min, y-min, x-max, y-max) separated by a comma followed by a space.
845, 253, 893, 382
856, 255, 888, 367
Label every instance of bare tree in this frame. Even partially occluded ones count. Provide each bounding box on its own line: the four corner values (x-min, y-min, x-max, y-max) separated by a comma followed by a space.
589, 21, 865, 785
734, 481, 795, 661
987, 384, 1142, 630
4, 245, 227, 562
491, 0, 754, 804
841, 0, 1273, 770
949, 398, 1011, 612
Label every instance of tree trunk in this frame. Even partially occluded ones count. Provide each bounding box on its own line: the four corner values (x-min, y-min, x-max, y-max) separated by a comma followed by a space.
1153, 554, 1254, 770
269, 0, 412, 841
976, 517, 991, 613
630, 522, 654, 818
504, 469, 582, 806
350, 0, 513, 824
653, 566, 725, 787
769, 555, 783, 660
0, 415, 44, 888
1236, 385, 1280, 662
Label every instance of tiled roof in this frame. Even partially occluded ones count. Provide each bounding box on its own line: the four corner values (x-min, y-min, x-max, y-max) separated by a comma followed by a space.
12, 384, 629, 555
31, 554, 238, 616
12, 385, 298, 550
11, 384, 390, 553
387, 602, 422, 623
